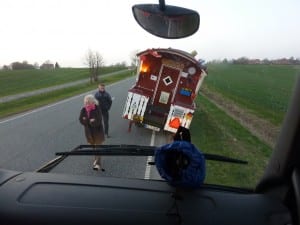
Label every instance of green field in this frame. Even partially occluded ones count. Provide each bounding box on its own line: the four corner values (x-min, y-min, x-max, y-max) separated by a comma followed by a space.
0, 70, 134, 118
0, 67, 126, 97
204, 64, 300, 125
189, 63, 300, 188
190, 95, 271, 188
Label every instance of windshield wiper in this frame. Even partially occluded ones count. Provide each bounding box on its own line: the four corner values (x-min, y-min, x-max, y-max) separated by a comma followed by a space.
38, 144, 247, 173
37, 145, 154, 173
203, 153, 248, 164
56, 144, 248, 163
56, 144, 156, 156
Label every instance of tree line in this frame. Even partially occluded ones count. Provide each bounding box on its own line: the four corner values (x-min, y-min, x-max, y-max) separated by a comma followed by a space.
1, 60, 60, 70
210, 57, 300, 65
0, 48, 130, 85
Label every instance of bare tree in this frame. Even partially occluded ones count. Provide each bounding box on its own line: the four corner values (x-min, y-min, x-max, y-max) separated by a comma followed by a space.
55, 62, 60, 69
85, 49, 104, 83
85, 49, 96, 83
94, 51, 104, 82
130, 49, 139, 68
34, 62, 39, 69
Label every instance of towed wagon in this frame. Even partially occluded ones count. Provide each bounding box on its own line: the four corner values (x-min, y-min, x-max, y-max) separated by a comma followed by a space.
122, 48, 207, 133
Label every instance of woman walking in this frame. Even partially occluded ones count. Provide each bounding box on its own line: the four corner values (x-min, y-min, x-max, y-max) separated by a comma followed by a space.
79, 94, 105, 171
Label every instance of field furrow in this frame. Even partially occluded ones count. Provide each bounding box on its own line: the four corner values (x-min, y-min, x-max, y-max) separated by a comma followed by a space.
201, 86, 280, 148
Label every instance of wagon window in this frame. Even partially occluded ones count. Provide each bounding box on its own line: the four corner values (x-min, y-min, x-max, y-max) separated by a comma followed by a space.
159, 91, 170, 104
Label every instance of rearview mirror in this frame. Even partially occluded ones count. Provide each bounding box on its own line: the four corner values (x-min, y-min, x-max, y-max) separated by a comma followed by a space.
132, 3, 200, 39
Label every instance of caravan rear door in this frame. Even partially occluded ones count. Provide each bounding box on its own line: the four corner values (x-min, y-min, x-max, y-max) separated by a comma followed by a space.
152, 65, 181, 109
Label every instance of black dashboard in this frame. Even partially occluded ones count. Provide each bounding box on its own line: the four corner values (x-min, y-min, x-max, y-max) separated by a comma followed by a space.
0, 169, 292, 225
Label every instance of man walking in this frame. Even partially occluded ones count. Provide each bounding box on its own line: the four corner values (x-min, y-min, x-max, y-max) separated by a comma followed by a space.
95, 83, 112, 138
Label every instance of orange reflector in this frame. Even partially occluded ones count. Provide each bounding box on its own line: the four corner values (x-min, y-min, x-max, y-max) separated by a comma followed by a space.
186, 112, 193, 119
169, 117, 181, 128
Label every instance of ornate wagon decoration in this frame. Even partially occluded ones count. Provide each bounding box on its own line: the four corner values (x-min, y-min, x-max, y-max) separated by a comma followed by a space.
123, 48, 207, 133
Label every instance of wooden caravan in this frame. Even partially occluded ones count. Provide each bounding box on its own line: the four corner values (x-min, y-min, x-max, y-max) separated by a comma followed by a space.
122, 48, 207, 133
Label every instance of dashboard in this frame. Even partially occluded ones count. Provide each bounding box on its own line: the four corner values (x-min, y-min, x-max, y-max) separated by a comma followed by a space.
0, 169, 292, 225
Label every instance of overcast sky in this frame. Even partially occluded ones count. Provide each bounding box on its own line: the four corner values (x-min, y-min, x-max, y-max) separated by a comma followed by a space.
0, 0, 299, 67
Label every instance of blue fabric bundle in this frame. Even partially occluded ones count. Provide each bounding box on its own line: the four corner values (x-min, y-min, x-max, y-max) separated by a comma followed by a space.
155, 140, 206, 188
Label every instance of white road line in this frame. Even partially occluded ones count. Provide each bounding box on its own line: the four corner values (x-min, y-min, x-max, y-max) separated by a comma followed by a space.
144, 130, 156, 179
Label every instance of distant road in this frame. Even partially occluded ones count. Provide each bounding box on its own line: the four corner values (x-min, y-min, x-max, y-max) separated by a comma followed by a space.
0, 69, 129, 103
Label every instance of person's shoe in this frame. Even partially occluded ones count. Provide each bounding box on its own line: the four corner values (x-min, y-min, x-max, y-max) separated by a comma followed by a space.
101, 168, 105, 172
93, 164, 100, 171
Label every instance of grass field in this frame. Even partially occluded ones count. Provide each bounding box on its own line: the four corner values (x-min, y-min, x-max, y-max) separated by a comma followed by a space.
189, 63, 300, 188
190, 94, 271, 188
0, 66, 126, 97
0, 70, 134, 118
204, 64, 300, 126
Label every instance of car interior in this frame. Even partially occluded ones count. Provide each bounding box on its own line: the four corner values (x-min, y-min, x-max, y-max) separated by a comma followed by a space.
0, 1, 299, 224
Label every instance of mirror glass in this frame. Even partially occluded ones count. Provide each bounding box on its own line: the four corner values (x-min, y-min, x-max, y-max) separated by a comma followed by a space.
132, 4, 200, 39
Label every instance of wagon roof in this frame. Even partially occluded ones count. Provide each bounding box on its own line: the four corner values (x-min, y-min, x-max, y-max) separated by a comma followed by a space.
137, 48, 199, 65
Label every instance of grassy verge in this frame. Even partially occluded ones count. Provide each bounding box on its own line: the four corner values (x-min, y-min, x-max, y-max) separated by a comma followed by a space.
0, 71, 134, 119
190, 94, 271, 188
0, 67, 128, 97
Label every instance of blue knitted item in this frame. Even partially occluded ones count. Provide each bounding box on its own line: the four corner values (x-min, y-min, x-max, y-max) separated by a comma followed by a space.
155, 141, 206, 188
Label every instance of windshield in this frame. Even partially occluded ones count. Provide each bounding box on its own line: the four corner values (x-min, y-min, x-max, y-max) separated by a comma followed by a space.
0, 0, 299, 190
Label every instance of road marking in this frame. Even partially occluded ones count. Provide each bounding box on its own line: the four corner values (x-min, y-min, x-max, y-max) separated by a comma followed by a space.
144, 130, 156, 179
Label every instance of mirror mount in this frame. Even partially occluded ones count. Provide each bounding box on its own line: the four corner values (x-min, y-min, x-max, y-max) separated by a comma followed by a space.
159, 0, 166, 11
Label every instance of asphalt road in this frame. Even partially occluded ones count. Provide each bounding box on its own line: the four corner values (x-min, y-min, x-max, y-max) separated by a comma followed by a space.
0, 77, 170, 180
